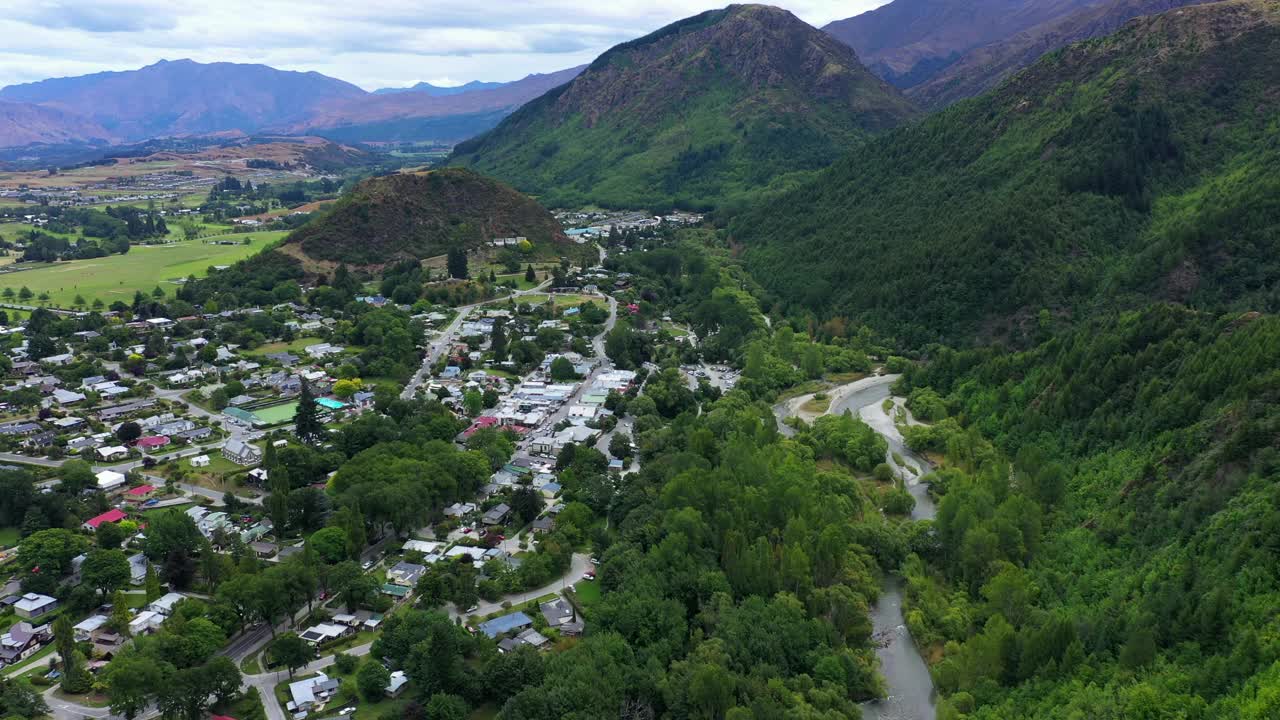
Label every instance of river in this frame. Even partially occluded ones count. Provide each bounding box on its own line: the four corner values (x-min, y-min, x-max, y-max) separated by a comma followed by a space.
774, 374, 937, 720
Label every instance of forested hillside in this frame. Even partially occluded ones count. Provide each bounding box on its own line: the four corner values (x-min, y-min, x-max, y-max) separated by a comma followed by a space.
735, 0, 1280, 348
892, 305, 1280, 718
451, 4, 917, 211
283, 167, 566, 266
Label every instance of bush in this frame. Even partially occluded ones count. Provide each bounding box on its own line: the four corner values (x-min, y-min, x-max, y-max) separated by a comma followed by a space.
334, 652, 359, 675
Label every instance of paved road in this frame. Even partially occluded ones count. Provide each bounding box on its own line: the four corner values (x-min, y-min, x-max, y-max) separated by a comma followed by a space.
401, 280, 552, 401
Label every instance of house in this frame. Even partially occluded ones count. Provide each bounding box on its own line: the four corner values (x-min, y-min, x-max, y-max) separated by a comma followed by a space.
540, 596, 584, 636
498, 628, 550, 654
249, 541, 278, 559
73, 615, 110, 642
137, 436, 170, 451
287, 673, 339, 712
539, 482, 562, 498
148, 592, 185, 616
380, 583, 409, 599
128, 610, 162, 635
128, 553, 148, 584
96, 446, 129, 462
0, 622, 49, 665
176, 427, 214, 443
299, 623, 351, 645
13, 593, 57, 620
190, 455, 210, 468
477, 611, 533, 639
481, 503, 511, 528
385, 670, 408, 698
83, 508, 127, 531
530, 517, 555, 534
51, 389, 86, 405
223, 438, 263, 466
402, 539, 441, 555
123, 484, 155, 502
386, 562, 426, 587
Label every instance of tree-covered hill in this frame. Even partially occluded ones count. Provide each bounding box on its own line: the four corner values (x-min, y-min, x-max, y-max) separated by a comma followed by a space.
735, 0, 1280, 348
895, 304, 1280, 718
282, 167, 566, 266
450, 4, 918, 211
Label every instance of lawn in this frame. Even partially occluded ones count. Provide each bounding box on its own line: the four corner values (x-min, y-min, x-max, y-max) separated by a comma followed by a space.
251, 402, 298, 425
243, 336, 326, 357
569, 581, 601, 611
0, 526, 19, 549
0, 232, 284, 308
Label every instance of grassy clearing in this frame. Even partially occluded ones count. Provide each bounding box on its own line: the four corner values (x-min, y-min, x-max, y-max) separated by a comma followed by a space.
801, 393, 831, 414
243, 337, 326, 356
0, 233, 283, 308
241, 652, 262, 674
0, 526, 19, 549
570, 580, 601, 610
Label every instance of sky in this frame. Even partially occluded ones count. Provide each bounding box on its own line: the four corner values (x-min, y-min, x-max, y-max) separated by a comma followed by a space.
0, 1, 889, 91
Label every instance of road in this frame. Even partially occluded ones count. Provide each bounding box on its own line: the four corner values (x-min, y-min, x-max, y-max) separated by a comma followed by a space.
401, 279, 552, 401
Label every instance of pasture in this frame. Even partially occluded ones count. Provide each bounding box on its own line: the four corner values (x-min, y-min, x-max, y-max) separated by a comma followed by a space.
0, 232, 283, 307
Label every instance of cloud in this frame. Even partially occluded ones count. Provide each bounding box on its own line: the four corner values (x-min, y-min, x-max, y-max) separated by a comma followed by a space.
0, 1, 889, 90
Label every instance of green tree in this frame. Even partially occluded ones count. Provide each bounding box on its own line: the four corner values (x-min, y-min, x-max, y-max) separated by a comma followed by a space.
82, 549, 132, 599
144, 563, 162, 602
525, 264, 536, 283
103, 652, 164, 719
357, 659, 391, 701
446, 246, 468, 280
269, 632, 317, 678
308, 527, 348, 565
294, 381, 326, 445
424, 693, 469, 720
549, 356, 578, 381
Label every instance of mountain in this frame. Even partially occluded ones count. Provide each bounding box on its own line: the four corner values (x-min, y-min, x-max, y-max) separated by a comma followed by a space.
373, 80, 508, 96
0, 100, 113, 147
736, 0, 1280, 347
285, 67, 584, 144
449, 4, 918, 211
0, 59, 367, 141
280, 167, 566, 266
823, 0, 1102, 88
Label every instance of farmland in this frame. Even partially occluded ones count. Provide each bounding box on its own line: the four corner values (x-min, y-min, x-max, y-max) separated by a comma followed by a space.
0, 231, 283, 308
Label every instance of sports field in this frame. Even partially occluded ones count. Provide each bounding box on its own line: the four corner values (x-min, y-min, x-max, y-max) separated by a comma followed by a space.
0, 232, 284, 308
250, 401, 298, 425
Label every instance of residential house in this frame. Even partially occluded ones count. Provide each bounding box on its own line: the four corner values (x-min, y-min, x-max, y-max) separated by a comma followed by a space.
83, 508, 127, 531
0, 622, 49, 666
148, 592, 185, 616
287, 673, 339, 713
128, 610, 162, 635
540, 596, 584, 636
190, 455, 211, 468
385, 670, 408, 698
52, 389, 86, 405
299, 623, 351, 645
386, 562, 426, 587
249, 541, 278, 559
128, 553, 148, 585
96, 446, 129, 462
481, 503, 511, 528
123, 485, 155, 503
477, 611, 533, 639
13, 593, 56, 620
73, 615, 110, 642
137, 435, 170, 451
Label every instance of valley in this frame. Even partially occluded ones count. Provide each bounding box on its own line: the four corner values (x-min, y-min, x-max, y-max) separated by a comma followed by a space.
0, 1, 1276, 720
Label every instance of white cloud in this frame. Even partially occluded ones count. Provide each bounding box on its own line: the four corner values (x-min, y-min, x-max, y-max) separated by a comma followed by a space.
0, 1, 888, 90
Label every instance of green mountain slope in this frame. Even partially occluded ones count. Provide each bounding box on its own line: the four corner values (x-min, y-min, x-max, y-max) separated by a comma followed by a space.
449, 4, 918, 211
283, 167, 566, 266
735, 0, 1280, 347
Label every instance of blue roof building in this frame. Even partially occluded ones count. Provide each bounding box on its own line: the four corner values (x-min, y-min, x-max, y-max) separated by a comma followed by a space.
478, 611, 533, 638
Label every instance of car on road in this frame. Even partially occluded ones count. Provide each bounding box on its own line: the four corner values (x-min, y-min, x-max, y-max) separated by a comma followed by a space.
466, 605, 478, 613
361, 560, 373, 571
144, 498, 158, 506
583, 570, 596, 581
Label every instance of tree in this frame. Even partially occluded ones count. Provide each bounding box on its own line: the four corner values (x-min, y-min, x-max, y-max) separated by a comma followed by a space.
511, 486, 542, 525
60, 459, 96, 494
143, 510, 202, 562
96, 519, 127, 549
109, 590, 133, 635
425, 694, 469, 720
549, 356, 578, 381
82, 549, 131, 599
357, 659, 391, 701
208, 388, 229, 411
333, 379, 359, 400
104, 652, 164, 719
54, 614, 90, 693
608, 432, 633, 461
269, 632, 316, 678
446, 246, 468, 280
308, 527, 348, 565
294, 380, 326, 445
18, 528, 88, 591
144, 563, 163, 602
525, 264, 536, 283
117, 421, 143, 445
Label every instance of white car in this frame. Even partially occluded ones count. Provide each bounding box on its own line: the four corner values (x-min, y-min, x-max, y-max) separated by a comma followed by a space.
361, 561, 373, 571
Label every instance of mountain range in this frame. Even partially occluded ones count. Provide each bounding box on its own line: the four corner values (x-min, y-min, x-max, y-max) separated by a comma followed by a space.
373, 80, 509, 96
450, 4, 918, 210
736, 0, 1280, 347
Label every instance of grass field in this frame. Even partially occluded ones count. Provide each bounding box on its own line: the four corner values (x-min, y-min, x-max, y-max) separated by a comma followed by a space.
251, 402, 298, 425
0, 526, 19, 549
0, 232, 284, 308
243, 337, 325, 356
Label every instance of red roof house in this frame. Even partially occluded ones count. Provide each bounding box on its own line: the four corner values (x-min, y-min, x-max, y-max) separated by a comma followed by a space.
83, 509, 127, 531
124, 485, 155, 502
137, 436, 170, 450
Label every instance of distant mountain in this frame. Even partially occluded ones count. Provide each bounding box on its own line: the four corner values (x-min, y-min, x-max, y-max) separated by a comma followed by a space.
282, 167, 566, 266
0, 59, 367, 141
0, 100, 113, 148
373, 80, 508, 96
737, 0, 1280, 346
450, 4, 918, 211
285, 67, 585, 144
824, 0, 1103, 88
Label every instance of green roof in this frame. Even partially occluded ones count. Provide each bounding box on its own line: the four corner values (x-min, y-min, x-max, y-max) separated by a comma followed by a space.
381, 583, 409, 597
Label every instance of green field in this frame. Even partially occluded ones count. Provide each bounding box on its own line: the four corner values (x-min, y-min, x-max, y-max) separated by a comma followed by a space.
250, 402, 298, 425
0, 232, 284, 308
243, 336, 325, 356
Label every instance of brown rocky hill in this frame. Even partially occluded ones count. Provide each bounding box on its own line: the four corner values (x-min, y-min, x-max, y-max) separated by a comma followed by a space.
283, 167, 566, 267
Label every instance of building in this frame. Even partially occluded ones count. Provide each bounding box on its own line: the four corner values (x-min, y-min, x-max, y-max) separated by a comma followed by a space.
386, 562, 426, 587
128, 553, 148, 584
96, 446, 129, 462
148, 592, 185, 616
223, 438, 263, 466
83, 508, 127, 531
287, 673, 339, 712
190, 455, 210, 468
478, 611, 533, 639
13, 593, 57, 620
481, 503, 511, 528
129, 610, 162, 635
0, 622, 49, 665
123, 484, 155, 502
73, 615, 110, 642
385, 670, 409, 698
299, 623, 351, 645
540, 596, 584, 636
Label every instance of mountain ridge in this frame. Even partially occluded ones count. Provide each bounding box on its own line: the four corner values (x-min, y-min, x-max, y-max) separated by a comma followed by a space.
450, 4, 918, 210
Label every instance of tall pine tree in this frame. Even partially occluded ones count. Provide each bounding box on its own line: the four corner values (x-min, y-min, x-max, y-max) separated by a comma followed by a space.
294, 381, 325, 446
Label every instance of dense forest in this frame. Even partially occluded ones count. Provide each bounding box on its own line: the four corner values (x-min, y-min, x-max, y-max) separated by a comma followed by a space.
886, 303, 1280, 718
733, 0, 1280, 348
